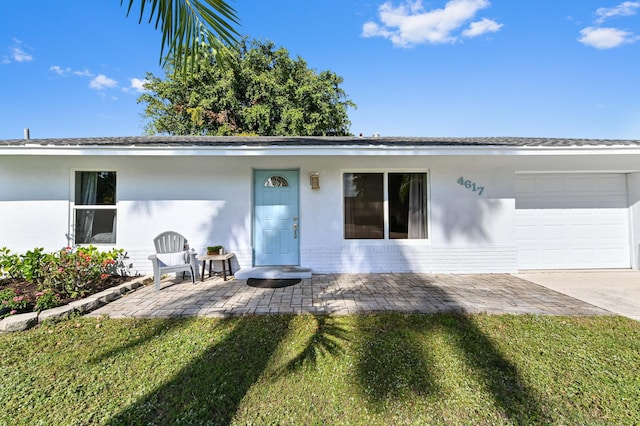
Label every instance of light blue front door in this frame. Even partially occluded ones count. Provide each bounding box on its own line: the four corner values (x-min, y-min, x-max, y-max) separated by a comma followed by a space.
254, 170, 299, 266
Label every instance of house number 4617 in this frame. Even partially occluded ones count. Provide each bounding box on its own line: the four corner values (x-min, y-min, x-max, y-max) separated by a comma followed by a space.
457, 177, 485, 195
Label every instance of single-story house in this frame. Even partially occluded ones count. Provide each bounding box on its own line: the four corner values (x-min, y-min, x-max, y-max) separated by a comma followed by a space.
1, 135, 639, 277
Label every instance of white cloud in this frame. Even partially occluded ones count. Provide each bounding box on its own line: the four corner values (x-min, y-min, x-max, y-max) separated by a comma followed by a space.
48, 65, 118, 99
578, 26, 638, 49
49, 65, 71, 76
50, 66, 95, 78
362, 0, 501, 47
462, 17, 503, 37
89, 74, 118, 90
362, 22, 392, 39
580, 2, 640, 49
12, 47, 33, 62
73, 69, 94, 77
3, 39, 33, 64
124, 77, 149, 93
595, 1, 640, 24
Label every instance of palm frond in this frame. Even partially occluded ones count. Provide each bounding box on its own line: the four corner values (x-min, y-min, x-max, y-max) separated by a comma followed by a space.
122, 0, 240, 72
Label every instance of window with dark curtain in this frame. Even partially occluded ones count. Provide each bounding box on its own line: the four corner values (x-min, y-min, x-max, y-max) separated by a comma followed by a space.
74, 171, 117, 244
389, 173, 428, 239
344, 173, 384, 239
344, 172, 428, 240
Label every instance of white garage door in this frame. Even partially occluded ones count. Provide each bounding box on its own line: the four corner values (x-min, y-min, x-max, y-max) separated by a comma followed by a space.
516, 173, 630, 269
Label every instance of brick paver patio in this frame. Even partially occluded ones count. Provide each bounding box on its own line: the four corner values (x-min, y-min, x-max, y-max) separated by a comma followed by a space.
87, 273, 611, 319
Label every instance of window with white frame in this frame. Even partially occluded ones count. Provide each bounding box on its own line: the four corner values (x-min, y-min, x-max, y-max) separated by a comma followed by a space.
343, 172, 428, 239
73, 171, 117, 244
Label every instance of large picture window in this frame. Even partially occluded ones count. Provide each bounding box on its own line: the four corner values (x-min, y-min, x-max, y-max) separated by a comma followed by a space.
73, 171, 117, 244
344, 172, 428, 240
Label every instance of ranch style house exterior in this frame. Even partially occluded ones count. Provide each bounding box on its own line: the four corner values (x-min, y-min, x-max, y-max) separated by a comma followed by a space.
1, 135, 639, 277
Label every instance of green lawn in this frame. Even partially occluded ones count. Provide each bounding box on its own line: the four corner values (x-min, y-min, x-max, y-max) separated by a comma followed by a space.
1, 313, 638, 425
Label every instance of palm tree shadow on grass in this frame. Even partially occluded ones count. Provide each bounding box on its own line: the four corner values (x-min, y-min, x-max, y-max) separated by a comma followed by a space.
351, 279, 552, 424
106, 315, 292, 426
355, 313, 441, 402
441, 313, 551, 423
283, 314, 349, 372
89, 318, 187, 365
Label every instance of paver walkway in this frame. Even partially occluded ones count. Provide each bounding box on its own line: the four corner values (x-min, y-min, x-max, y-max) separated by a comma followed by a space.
88, 273, 610, 318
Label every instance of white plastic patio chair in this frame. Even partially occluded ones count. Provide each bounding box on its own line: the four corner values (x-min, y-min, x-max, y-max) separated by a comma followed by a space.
148, 231, 198, 290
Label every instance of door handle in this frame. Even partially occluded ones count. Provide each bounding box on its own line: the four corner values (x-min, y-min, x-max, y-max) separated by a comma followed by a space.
293, 223, 298, 239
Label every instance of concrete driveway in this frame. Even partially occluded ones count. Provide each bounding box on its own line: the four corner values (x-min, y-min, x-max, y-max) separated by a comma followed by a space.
514, 270, 640, 321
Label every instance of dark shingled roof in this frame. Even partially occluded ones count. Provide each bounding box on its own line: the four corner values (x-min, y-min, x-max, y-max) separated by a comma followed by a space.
1, 135, 640, 148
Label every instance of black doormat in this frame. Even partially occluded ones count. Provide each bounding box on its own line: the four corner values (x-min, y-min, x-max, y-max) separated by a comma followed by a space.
247, 278, 301, 288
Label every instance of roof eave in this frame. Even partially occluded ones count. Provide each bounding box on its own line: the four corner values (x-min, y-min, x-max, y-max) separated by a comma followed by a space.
2, 143, 640, 156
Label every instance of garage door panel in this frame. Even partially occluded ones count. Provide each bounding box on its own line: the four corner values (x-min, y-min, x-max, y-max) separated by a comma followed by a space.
569, 224, 594, 239
597, 175, 627, 192
569, 214, 594, 225
536, 177, 565, 194
566, 176, 595, 192
516, 173, 630, 269
541, 225, 566, 240
516, 226, 536, 241
569, 249, 599, 267
522, 199, 624, 209
595, 199, 627, 208
541, 248, 564, 260
515, 177, 536, 194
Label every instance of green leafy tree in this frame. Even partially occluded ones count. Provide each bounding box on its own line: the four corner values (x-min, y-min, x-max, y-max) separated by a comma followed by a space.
123, 0, 240, 72
138, 39, 356, 136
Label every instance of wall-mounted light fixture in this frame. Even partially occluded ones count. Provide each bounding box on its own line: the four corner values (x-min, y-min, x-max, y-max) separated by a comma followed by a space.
310, 171, 320, 190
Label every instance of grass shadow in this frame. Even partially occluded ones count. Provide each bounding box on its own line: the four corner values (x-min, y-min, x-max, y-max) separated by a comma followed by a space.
106, 315, 292, 425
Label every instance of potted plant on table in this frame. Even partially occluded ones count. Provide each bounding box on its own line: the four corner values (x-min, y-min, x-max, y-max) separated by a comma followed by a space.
206, 245, 224, 255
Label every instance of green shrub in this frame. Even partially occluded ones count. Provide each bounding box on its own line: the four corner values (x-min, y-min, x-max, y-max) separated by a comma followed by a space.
0, 247, 22, 280
34, 289, 62, 312
20, 248, 47, 283
40, 246, 120, 299
0, 288, 34, 318
0, 246, 132, 318
1, 247, 50, 283
1, 246, 129, 301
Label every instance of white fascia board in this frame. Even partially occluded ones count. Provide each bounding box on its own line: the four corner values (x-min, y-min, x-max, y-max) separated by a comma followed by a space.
2, 144, 640, 157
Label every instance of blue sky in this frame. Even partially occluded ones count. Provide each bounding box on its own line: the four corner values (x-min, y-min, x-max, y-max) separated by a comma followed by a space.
1, 0, 639, 140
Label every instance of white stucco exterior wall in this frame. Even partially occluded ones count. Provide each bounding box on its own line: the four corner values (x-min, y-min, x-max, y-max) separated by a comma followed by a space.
295, 155, 517, 273
2, 147, 639, 274
0, 154, 519, 275
0, 156, 71, 252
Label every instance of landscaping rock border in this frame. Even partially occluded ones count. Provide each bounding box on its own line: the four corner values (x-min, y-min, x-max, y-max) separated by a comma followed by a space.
0, 276, 150, 333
